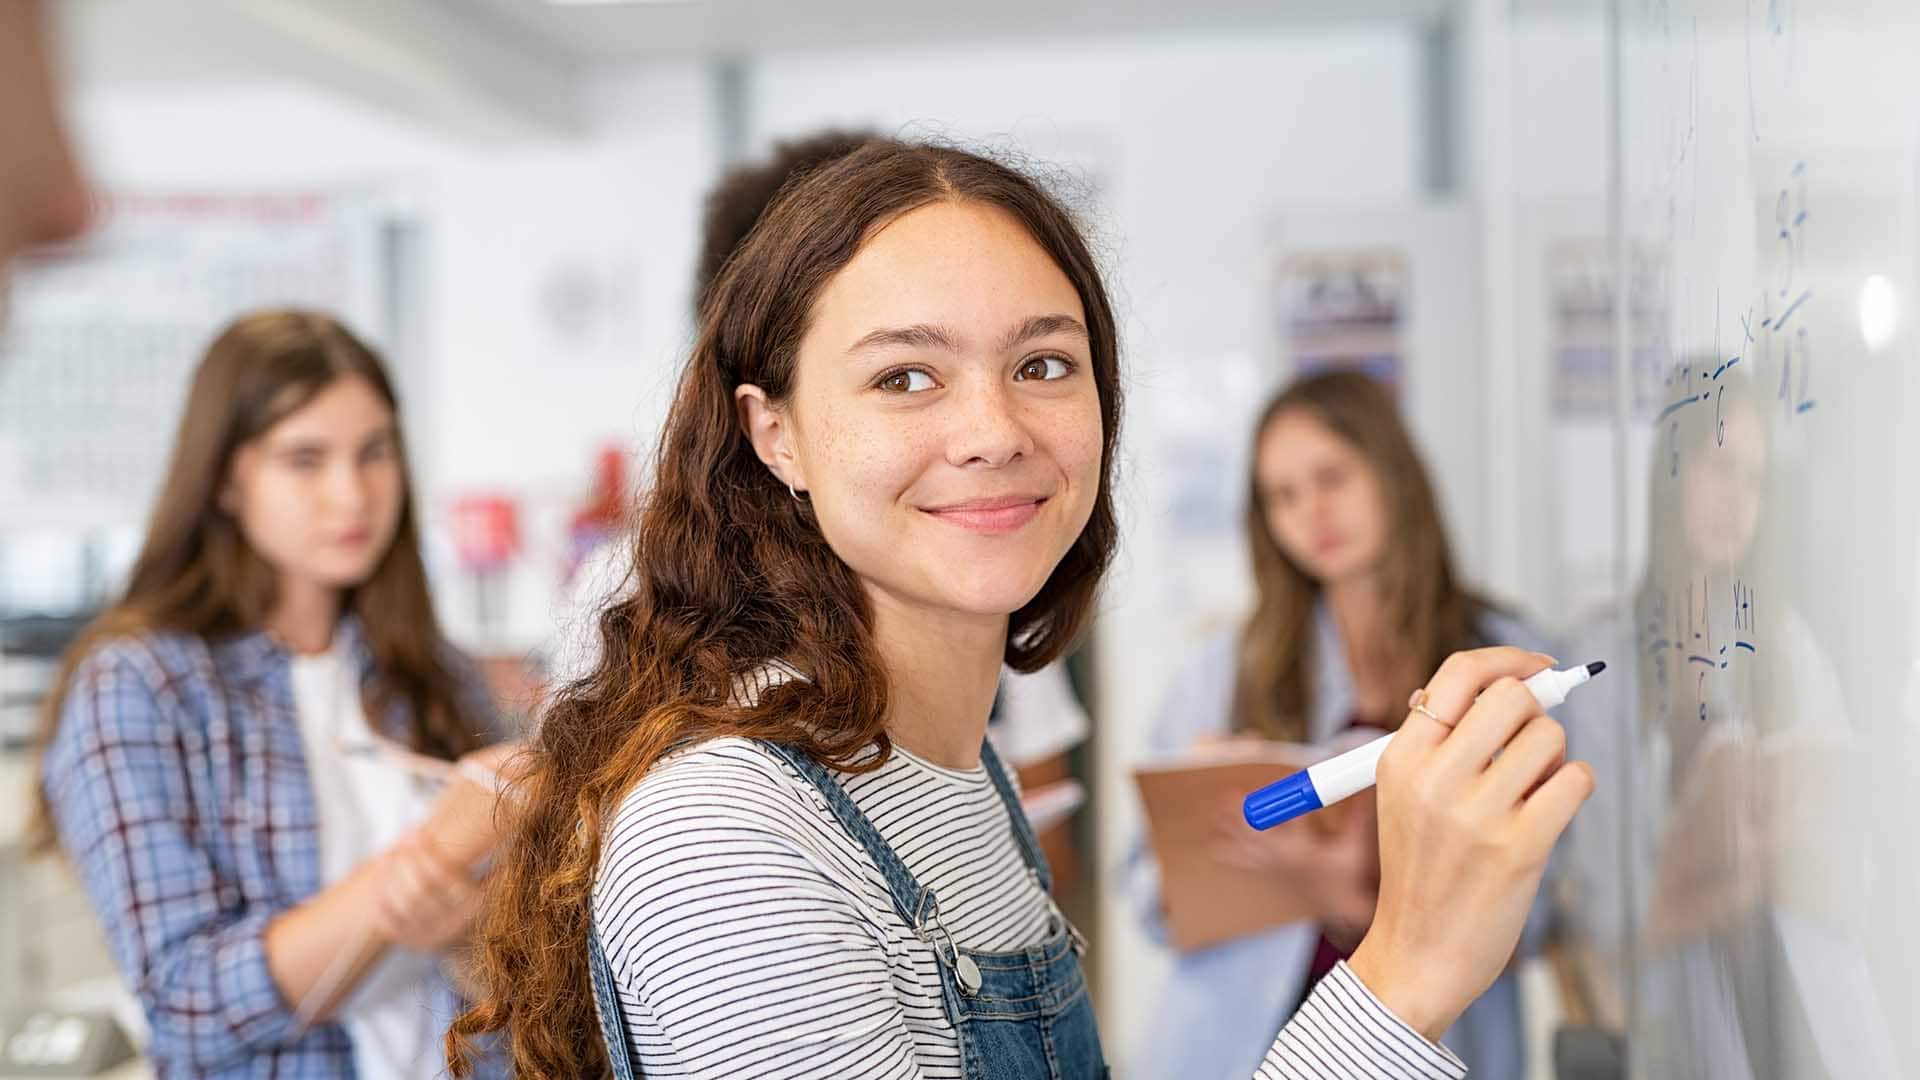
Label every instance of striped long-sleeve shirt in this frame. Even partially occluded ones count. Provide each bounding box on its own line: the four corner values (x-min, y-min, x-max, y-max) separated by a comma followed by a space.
593, 737, 1466, 1079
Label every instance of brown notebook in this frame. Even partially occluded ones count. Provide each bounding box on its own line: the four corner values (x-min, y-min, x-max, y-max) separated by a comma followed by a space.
1133, 739, 1359, 951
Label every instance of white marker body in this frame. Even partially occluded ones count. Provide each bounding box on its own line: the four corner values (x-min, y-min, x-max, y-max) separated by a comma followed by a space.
1302, 664, 1593, 809
1304, 736, 1392, 807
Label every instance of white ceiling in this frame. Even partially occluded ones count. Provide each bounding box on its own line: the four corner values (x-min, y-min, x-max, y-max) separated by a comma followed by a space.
454, 0, 1454, 60
54, 0, 1469, 142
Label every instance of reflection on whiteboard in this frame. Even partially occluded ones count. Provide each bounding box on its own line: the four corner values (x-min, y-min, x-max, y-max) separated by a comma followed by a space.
1599, 2, 1920, 1077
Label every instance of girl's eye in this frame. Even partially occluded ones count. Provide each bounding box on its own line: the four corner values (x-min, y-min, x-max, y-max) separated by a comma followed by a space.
1015, 355, 1074, 382
286, 452, 324, 471
877, 368, 937, 394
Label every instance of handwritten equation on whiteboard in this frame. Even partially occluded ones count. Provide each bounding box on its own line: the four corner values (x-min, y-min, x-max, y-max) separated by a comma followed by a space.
1641, 574, 1761, 721
1657, 157, 1818, 481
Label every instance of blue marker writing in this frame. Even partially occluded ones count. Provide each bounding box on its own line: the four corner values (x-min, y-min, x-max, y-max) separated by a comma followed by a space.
1242, 661, 1607, 830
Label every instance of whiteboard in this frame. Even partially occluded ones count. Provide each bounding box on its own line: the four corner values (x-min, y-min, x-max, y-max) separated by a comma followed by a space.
0, 193, 389, 534
1568, 2, 1920, 1077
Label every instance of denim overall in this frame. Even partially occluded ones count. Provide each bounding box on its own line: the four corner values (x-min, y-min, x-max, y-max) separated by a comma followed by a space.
587, 738, 1108, 1079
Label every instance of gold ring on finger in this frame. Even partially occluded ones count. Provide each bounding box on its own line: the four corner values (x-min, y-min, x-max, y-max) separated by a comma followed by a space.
1407, 688, 1449, 727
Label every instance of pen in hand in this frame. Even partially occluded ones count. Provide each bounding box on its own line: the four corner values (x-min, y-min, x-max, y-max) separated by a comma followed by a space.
1243, 662, 1607, 831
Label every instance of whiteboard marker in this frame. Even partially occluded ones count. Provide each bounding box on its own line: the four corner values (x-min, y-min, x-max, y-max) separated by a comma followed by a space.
1242, 661, 1607, 831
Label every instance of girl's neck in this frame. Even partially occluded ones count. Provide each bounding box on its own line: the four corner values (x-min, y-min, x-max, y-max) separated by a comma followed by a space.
1326, 574, 1383, 647
265, 577, 343, 656
867, 589, 1006, 771
1326, 573, 1392, 711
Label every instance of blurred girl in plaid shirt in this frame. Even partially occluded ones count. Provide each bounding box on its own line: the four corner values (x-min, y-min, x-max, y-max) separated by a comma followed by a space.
31, 310, 517, 1079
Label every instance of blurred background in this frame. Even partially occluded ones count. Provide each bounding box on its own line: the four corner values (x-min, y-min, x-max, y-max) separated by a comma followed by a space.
5, 0, 1917, 1077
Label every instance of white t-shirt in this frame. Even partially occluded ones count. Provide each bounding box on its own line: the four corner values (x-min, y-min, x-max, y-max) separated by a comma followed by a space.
547, 536, 632, 689
287, 641, 448, 1080
987, 662, 1090, 767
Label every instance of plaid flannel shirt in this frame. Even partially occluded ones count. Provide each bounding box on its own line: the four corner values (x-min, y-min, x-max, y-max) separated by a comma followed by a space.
41, 619, 507, 1079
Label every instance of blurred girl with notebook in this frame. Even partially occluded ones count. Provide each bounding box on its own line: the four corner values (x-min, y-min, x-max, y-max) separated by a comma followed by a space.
33, 312, 517, 1079
1126, 371, 1554, 1080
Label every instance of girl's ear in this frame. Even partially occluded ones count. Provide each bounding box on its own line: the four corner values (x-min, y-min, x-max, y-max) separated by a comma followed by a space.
735, 384, 808, 494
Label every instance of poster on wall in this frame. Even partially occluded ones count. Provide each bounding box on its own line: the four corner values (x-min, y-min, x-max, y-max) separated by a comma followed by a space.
0, 193, 387, 528
1277, 250, 1407, 391
1546, 240, 1672, 620
1548, 239, 1671, 418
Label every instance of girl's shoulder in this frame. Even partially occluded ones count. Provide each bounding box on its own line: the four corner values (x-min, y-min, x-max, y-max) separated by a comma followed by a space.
66, 627, 215, 694
609, 736, 826, 843
48, 629, 224, 754
595, 736, 858, 913
644, 734, 797, 783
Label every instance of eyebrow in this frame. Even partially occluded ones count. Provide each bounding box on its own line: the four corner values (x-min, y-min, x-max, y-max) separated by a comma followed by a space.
270, 424, 396, 456
998, 313, 1088, 352
272, 438, 328, 457
846, 323, 961, 356
845, 314, 1089, 358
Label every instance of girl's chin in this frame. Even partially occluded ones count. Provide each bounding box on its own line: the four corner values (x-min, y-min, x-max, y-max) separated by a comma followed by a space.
875, 579, 1052, 623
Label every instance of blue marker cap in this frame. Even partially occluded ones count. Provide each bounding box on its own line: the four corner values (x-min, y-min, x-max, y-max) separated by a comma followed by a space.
1242, 770, 1323, 830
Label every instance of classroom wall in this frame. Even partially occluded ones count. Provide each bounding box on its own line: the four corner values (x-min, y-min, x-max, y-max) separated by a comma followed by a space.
421, 65, 715, 498
413, 66, 717, 648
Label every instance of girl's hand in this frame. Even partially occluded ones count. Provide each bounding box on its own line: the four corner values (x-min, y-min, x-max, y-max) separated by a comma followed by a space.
1209, 791, 1379, 947
415, 742, 529, 872
366, 833, 483, 953
1347, 647, 1593, 1040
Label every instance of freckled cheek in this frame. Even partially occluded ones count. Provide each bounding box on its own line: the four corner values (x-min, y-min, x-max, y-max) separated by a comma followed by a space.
1046, 403, 1106, 490
807, 406, 941, 507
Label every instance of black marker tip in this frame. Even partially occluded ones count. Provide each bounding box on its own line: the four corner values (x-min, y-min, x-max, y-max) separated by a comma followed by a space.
1586, 661, 1608, 677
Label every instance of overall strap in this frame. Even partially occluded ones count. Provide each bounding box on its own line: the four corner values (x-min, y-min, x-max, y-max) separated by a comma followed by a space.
977, 739, 1053, 895
587, 927, 641, 1080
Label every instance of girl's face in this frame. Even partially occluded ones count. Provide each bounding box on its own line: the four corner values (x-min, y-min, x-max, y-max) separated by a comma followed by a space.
1254, 409, 1390, 586
739, 200, 1104, 625
1681, 399, 1766, 566
223, 374, 406, 596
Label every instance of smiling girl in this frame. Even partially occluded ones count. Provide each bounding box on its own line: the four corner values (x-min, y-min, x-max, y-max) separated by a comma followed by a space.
452, 140, 1592, 1080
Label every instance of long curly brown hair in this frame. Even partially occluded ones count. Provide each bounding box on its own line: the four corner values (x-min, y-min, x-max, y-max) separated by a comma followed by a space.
447, 139, 1123, 1078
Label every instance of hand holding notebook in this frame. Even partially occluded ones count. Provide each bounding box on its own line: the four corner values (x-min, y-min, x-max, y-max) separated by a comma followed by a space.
1134, 734, 1381, 951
